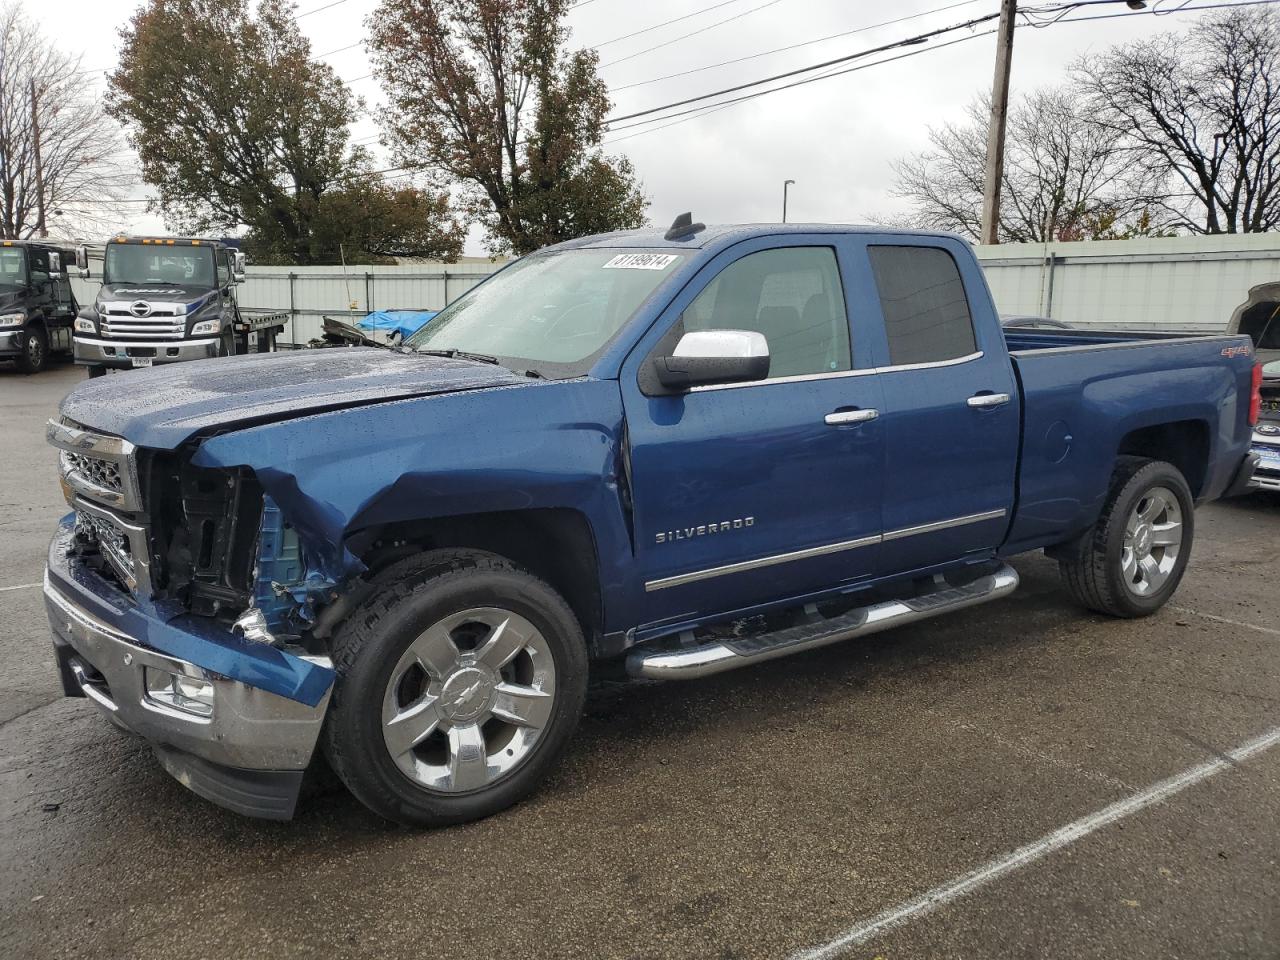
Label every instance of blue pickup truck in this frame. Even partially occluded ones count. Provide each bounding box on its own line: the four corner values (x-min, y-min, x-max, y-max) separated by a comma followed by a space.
44, 221, 1262, 825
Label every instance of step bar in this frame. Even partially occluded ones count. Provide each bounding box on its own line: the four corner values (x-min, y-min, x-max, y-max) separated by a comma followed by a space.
626, 563, 1020, 681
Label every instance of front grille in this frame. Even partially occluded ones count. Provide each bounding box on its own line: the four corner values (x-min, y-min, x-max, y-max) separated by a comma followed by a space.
61, 450, 123, 494
100, 316, 185, 340
99, 301, 185, 340
48, 419, 142, 512
75, 509, 139, 592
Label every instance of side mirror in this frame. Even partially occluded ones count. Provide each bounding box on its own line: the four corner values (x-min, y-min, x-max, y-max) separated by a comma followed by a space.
232, 251, 246, 283
652, 330, 770, 391
75, 244, 90, 280
48, 251, 61, 274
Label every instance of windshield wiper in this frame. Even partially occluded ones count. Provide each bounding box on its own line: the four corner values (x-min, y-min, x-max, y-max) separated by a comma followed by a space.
416, 347, 501, 365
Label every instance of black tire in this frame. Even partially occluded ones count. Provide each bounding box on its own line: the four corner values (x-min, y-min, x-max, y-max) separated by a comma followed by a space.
1058, 457, 1195, 617
322, 549, 588, 827
15, 326, 48, 374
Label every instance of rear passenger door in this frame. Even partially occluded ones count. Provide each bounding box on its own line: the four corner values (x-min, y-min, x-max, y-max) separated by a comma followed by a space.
857, 238, 1019, 574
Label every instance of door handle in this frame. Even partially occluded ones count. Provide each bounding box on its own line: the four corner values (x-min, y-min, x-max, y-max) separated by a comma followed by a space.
967, 392, 1011, 409
825, 408, 879, 425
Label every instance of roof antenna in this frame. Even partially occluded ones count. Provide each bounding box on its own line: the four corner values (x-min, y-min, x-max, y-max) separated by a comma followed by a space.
664, 212, 705, 241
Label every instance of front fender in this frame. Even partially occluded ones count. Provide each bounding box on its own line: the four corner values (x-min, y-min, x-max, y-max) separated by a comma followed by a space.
191, 379, 634, 619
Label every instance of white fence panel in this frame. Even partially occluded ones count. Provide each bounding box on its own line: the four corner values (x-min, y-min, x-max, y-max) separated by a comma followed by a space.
70, 258, 505, 345
976, 233, 1280, 333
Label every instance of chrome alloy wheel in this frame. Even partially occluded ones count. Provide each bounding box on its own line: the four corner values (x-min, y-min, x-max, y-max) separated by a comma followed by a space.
381, 607, 557, 793
1120, 485, 1183, 596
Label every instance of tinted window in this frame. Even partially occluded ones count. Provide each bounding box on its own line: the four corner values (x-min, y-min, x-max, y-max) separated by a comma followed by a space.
868, 245, 976, 366
682, 246, 850, 379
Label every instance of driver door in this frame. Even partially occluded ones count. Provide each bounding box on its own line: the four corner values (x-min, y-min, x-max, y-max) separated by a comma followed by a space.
620, 236, 886, 629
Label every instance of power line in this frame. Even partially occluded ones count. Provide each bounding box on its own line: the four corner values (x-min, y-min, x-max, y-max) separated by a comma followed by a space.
606, 9, 1002, 125
606, 28, 998, 137
600, 0, 788, 68
602, 0, 1280, 141
591, 0, 759, 48
298, 0, 352, 17
607, 0, 986, 88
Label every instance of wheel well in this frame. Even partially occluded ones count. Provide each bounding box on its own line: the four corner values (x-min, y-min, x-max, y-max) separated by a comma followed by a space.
1116, 420, 1209, 496
350, 509, 604, 651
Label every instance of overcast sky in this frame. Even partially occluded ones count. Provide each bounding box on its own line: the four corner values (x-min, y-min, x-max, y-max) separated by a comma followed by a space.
31, 0, 1222, 253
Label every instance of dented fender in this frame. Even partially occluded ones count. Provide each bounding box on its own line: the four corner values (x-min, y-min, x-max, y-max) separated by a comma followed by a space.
192, 379, 637, 629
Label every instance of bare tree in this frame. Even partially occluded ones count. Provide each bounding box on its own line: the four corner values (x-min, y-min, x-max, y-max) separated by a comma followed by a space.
0, 3, 134, 240
890, 87, 1167, 242
1075, 7, 1280, 234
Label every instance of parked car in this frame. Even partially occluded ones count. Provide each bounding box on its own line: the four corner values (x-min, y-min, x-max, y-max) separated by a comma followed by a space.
43, 219, 1261, 825
1252, 360, 1280, 492
1000, 314, 1073, 329
0, 240, 78, 373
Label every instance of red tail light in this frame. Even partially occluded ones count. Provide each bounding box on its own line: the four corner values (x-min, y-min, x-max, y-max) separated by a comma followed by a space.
1250, 362, 1263, 425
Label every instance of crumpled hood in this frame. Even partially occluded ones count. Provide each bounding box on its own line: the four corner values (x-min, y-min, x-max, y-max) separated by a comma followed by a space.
59, 347, 530, 449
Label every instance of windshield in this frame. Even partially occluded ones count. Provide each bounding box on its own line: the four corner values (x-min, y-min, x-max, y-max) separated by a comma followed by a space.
104, 244, 216, 287
406, 249, 685, 376
0, 247, 26, 291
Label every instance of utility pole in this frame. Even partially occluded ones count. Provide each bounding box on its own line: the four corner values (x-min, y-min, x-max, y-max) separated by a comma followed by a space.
782, 179, 795, 223
30, 79, 47, 238
980, 0, 1017, 245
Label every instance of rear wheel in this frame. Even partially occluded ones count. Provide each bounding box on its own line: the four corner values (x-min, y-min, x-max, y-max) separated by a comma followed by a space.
1058, 458, 1194, 617
322, 550, 588, 826
15, 326, 47, 374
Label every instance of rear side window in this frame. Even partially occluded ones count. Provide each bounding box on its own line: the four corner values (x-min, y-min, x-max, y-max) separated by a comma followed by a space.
868, 245, 977, 366
682, 246, 851, 379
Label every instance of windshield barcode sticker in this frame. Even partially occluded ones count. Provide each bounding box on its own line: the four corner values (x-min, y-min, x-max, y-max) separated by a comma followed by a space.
603, 253, 679, 270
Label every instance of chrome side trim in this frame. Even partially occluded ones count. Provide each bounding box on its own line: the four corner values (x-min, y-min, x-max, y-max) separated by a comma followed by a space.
644, 534, 880, 592
643, 508, 1008, 592
687, 351, 985, 393
881, 508, 1007, 542
690, 366, 875, 392
876, 350, 985, 374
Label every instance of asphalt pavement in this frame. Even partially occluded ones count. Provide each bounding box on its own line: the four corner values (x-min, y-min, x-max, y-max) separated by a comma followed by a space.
2, 360, 1278, 960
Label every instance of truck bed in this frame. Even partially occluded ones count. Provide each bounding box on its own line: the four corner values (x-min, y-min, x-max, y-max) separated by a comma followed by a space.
1001, 327, 1257, 555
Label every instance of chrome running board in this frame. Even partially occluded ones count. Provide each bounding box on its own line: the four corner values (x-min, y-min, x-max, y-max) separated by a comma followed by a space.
626, 563, 1020, 681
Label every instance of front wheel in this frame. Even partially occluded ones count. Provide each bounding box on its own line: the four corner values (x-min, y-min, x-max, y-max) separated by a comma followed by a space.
15, 327, 47, 374
1058, 458, 1194, 617
322, 550, 588, 826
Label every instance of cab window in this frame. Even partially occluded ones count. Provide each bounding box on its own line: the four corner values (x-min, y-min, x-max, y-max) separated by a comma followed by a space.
682, 246, 851, 379
868, 245, 977, 366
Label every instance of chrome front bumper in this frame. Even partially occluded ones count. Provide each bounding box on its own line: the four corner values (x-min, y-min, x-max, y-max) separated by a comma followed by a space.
73, 335, 219, 367
0, 329, 22, 355
45, 575, 332, 818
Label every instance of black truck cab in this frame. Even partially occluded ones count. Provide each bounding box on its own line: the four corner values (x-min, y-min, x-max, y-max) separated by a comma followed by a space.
0, 240, 78, 374
74, 236, 264, 376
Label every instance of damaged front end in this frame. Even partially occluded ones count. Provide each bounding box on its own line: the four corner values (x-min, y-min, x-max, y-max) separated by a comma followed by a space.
45, 419, 340, 819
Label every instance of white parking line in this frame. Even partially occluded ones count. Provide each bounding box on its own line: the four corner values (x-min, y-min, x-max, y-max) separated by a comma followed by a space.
0, 582, 40, 593
790, 723, 1280, 960
1171, 606, 1280, 638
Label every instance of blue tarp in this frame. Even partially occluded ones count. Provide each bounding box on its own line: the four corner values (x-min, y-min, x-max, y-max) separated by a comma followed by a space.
357, 310, 438, 338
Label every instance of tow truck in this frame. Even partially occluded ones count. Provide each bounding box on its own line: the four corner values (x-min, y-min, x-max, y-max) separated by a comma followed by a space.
73, 236, 288, 376
0, 239, 79, 374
